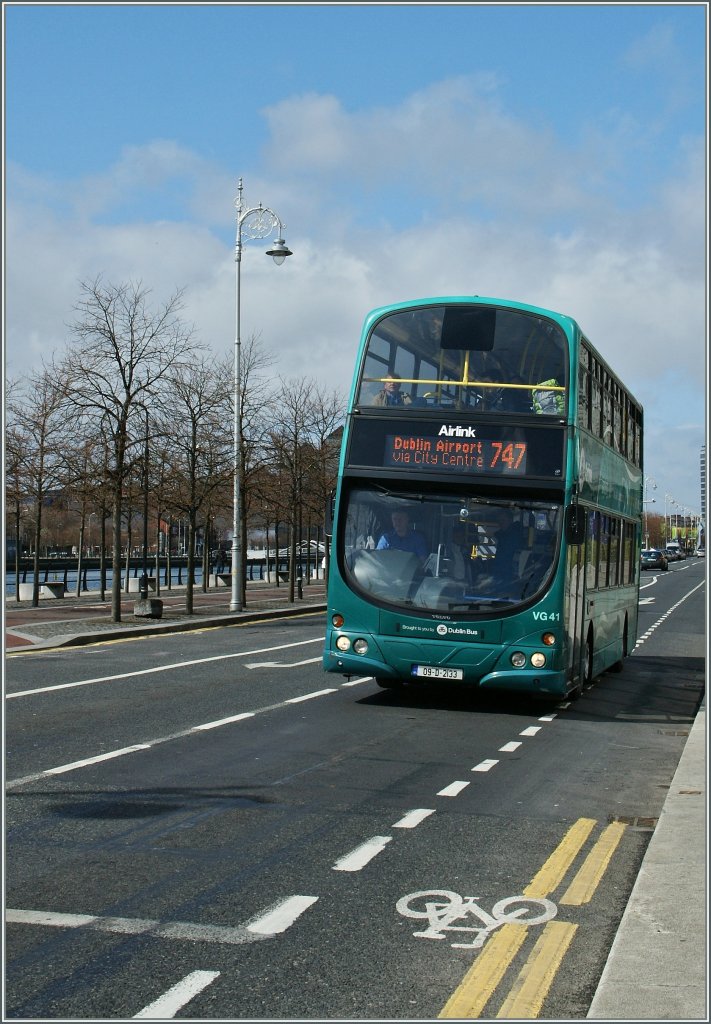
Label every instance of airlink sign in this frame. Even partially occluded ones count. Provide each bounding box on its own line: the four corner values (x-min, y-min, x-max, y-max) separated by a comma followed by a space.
438, 425, 478, 437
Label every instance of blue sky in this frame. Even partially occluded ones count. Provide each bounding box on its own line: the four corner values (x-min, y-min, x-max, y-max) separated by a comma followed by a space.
4, 2, 708, 514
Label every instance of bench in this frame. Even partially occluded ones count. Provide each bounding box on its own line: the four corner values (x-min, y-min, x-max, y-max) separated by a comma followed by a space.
267, 570, 290, 583
133, 598, 163, 619
127, 577, 156, 594
18, 582, 65, 600
209, 572, 232, 587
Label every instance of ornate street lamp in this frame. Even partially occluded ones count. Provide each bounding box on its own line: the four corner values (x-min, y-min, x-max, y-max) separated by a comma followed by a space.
231, 178, 292, 612
643, 476, 657, 548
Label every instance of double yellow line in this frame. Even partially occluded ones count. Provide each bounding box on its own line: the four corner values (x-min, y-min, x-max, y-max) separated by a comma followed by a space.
439, 817, 627, 1019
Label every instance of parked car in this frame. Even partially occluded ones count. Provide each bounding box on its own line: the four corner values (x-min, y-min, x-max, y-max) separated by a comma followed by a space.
663, 547, 681, 562
641, 548, 669, 571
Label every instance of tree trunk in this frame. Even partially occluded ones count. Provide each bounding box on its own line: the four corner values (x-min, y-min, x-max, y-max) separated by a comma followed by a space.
186, 511, 196, 614
166, 517, 173, 590
124, 515, 132, 594
99, 509, 107, 602
14, 504, 21, 602
202, 517, 209, 593
75, 517, 86, 597
31, 514, 42, 607
288, 520, 296, 603
155, 516, 162, 597
111, 483, 123, 622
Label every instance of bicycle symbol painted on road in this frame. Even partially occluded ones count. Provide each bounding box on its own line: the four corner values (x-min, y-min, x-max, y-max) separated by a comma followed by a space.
396, 889, 557, 949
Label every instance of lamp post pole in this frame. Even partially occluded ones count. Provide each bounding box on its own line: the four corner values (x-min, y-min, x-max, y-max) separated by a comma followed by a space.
231, 178, 292, 612
664, 493, 672, 545
140, 406, 150, 601
643, 476, 656, 548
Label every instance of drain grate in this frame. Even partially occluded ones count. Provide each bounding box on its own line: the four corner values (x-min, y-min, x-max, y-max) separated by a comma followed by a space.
658, 729, 690, 736
608, 814, 658, 829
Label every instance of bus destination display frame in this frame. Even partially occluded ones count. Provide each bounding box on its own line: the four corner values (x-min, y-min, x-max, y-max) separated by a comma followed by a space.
347, 417, 566, 480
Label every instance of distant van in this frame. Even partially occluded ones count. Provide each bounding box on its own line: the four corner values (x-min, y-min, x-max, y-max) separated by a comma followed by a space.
665, 541, 684, 559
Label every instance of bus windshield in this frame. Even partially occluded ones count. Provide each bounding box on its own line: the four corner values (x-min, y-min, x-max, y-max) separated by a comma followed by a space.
340, 484, 562, 615
356, 303, 568, 415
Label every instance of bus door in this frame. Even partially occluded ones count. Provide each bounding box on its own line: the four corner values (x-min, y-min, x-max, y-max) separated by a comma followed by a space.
564, 504, 586, 690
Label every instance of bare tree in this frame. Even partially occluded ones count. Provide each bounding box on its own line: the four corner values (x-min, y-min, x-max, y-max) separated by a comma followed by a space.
217, 334, 277, 606
7, 363, 71, 605
5, 379, 29, 601
162, 357, 232, 613
64, 277, 199, 621
266, 377, 345, 601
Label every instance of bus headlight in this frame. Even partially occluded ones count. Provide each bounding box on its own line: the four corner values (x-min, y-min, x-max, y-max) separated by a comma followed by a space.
531, 652, 547, 668
353, 639, 369, 655
511, 652, 526, 668
335, 635, 351, 652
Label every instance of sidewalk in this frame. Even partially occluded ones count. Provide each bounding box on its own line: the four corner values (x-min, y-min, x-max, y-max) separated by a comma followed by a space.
4, 584, 706, 1020
587, 697, 707, 1020
4, 578, 327, 651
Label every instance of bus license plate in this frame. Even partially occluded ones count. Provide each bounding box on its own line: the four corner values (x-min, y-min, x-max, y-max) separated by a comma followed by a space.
412, 665, 464, 681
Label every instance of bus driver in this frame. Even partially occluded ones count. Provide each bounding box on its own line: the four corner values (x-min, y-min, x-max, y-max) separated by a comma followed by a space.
376, 510, 427, 560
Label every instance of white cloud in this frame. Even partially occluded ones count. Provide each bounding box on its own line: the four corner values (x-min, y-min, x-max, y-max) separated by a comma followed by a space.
4, 78, 706, 511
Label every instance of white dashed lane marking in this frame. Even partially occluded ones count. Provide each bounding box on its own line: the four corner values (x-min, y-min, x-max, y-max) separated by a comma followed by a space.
393, 808, 436, 829
332, 836, 392, 872
134, 971, 220, 1019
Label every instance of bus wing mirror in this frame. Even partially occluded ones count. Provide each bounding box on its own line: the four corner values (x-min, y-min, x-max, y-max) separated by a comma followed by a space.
565, 505, 585, 545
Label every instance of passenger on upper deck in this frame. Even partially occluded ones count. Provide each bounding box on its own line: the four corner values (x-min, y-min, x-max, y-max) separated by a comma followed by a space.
532, 378, 565, 415
372, 373, 412, 407
471, 372, 533, 413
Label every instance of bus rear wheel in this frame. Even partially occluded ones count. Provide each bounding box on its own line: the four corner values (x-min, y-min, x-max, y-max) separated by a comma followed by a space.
610, 618, 628, 673
583, 630, 595, 688
566, 630, 593, 700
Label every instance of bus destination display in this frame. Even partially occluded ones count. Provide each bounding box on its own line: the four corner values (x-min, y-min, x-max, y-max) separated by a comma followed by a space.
384, 432, 527, 474
346, 418, 565, 479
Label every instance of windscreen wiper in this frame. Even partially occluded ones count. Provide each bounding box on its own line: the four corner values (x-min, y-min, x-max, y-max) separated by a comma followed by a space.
448, 596, 516, 610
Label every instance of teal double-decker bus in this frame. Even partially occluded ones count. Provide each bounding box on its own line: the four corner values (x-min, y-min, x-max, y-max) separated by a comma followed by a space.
323, 296, 643, 699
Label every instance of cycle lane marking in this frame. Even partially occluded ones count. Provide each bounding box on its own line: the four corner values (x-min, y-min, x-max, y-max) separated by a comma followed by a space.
437, 817, 598, 1018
